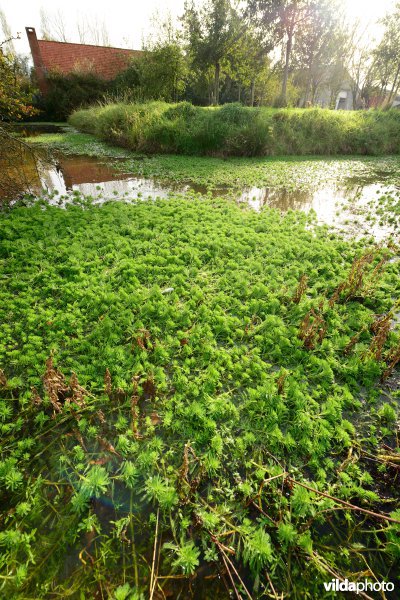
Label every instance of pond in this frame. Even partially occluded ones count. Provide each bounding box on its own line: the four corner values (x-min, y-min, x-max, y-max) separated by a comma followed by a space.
5, 124, 400, 241
34, 154, 400, 241
1, 124, 399, 600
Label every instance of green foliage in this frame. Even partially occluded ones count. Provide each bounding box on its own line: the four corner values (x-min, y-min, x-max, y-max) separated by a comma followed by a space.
80, 466, 110, 498
164, 540, 200, 574
134, 44, 187, 102
0, 193, 399, 598
0, 45, 38, 120
39, 71, 109, 121
242, 527, 274, 574
121, 461, 138, 489
70, 101, 400, 156
113, 583, 143, 600
372, 5, 400, 109
278, 521, 297, 546
378, 403, 397, 423
182, 0, 242, 105
385, 511, 400, 558
143, 475, 178, 509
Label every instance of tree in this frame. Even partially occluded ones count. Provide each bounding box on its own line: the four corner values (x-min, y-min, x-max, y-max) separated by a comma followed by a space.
372, 3, 400, 107
226, 28, 270, 105
132, 13, 188, 102
39, 8, 68, 42
293, 0, 348, 106
0, 8, 15, 56
247, 0, 313, 106
0, 35, 38, 121
181, 1, 211, 103
182, 0, 243, 105
39, 8, 111, 46
344, 21, 377, 108
136, 44, 187, 102
0, 20, 40, 203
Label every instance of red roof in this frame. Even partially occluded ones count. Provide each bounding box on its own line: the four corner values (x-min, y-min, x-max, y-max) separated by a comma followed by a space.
37, 39, 142, 80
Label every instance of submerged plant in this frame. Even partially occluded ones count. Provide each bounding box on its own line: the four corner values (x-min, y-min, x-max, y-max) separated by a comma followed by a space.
0, 193, 398, 598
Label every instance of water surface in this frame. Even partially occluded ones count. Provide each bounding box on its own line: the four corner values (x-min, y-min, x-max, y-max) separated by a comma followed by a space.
6, 124, 400, 241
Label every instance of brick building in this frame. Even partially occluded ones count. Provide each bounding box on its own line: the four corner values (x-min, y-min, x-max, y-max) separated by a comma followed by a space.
26, 27, 142, 94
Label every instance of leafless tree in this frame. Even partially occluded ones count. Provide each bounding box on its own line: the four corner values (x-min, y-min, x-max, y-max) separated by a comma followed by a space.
343, 19, 379, 108
39, 7, 111, 46
0, 8, 16, 55
76, 16, 88, 44
87, 17, 110, 46
39, 7, 54, 40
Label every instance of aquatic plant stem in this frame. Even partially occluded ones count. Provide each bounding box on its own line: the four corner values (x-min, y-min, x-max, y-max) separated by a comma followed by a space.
149, 508, 159, 600
311, 551, 375, 600
287, 477, 400, 525
211, 534, 253, 600
220, 552, 242, 600
129, 492, 139, 590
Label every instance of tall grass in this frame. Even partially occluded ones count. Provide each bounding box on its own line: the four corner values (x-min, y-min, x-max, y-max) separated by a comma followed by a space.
69, 101, 400, 156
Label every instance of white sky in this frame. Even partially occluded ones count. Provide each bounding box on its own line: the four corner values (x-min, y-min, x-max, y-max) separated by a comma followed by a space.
1, 0, 396, 57
1, 0, 186, 54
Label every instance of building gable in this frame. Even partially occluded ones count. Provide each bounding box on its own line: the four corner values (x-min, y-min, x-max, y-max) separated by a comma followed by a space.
26, 27, 142, 94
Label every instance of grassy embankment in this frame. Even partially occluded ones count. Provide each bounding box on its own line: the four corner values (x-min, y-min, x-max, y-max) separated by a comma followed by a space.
69, 101, 400, 157
0, 194, 399, 598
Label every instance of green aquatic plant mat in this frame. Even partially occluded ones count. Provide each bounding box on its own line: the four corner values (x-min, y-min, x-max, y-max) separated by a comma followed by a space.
28, 127, 400, 190
0, 195, 399, 598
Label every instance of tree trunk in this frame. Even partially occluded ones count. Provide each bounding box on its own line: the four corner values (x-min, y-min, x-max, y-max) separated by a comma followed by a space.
281, 31, 293, 106
378, 82, 386, 107
214, 61, 220, 105
250, 79, 255, 107
238, 84, 241, 102
303, 65, 313, 107
387, 62, 400, 107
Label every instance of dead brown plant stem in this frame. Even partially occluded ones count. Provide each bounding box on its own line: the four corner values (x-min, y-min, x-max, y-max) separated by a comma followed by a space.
265, 569, 279, 600
312, 552, 375, 600
220, 553, 242, 600
287, 477, 400, 524
213, 536, 253, 600
149, 507, 159, 600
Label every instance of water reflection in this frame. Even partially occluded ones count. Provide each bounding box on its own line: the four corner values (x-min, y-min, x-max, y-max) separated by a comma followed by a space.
33, 154, 399, 241
14, 123, 66, 137
37, 154, 189, 201
238, 183, 398, 241
5, 123, 399, 242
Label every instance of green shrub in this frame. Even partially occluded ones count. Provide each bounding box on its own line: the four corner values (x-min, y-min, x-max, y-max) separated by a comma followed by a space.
40, 72, 109, 121
69, 102, 400, 157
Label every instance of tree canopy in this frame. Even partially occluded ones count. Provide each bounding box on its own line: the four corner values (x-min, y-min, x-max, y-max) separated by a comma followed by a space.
0, 36, 38, 121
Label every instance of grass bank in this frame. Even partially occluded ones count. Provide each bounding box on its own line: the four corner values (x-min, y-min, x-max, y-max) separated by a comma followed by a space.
69, 101, 400, 156
1, 195, 399, 598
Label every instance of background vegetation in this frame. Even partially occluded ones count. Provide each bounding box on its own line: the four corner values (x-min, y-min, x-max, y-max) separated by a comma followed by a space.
2, 0, 400, 121
0, 33, 38, 121
36, 72, 110, 122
